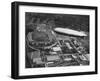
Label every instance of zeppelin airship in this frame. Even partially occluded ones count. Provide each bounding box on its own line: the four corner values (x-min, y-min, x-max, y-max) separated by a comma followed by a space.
54, 28, 87, 37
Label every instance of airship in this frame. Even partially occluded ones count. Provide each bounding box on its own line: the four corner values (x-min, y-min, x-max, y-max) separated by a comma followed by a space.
54, 27, 87, 37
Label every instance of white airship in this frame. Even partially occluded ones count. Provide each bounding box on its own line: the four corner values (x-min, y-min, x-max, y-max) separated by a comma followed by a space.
54, 28, 87, 37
